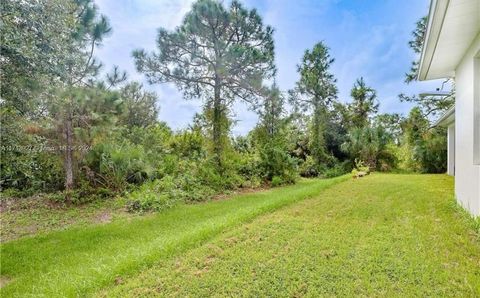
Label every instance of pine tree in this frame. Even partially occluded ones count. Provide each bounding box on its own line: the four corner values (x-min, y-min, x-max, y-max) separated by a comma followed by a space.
290, 42, 338, 166
134, 0, 274, 169
348, 77, 379, 128
133, 0, 275, 170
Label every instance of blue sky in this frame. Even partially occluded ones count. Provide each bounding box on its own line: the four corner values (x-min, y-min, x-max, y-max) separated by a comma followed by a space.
95, 0, 442, 135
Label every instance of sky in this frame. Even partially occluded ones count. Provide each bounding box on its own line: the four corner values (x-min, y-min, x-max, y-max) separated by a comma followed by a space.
95, 0, 443, 135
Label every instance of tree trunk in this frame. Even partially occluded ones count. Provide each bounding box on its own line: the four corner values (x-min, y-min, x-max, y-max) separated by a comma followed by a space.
212, 81, 223, 171
311, 101, 326, 165
64, 110, 74, 191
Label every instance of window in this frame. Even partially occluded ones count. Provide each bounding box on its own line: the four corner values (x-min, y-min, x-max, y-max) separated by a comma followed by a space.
474, 52, 480, 165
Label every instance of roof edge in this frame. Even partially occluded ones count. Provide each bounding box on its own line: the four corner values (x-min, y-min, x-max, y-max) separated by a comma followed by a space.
433, 105, 455, 127
418, 0, 450, 81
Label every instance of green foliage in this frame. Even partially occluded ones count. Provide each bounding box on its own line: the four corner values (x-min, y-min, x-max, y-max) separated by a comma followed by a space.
86, 141, 154, 191
397, 107, 447, 173
253, 83, 298, 184
1, 0, 74, 114
299, 156, 319, 177
234, 152, 262, 188
290, 42, 338, 167
403, 16, 453, 120
133, 0, 275, 168
285, 116, 310, 161
126, 175, 216, 212
399, 93, 454, 120
118, 82, 158, 128
0, 108, 63, 192
1, 0, 449, 211
293, 42, 338, 105
48, 184, 114, 205
413, 128, 447, 173
258, 144, 298, 184
405, 16, 427, 83
351, 158, 371, 178
325, 103, 350, 161
354, 159, 370, 173
168, 129, 206, 159
322, 161, 351, 178
347, 77, 379, 128
270, 176, 283, 187
374, 113, 403, 144
341, 126, 396, 171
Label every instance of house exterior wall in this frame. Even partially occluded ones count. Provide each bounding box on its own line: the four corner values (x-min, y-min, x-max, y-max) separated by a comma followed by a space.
454, 33, 480, 217
447, 124, 455, 176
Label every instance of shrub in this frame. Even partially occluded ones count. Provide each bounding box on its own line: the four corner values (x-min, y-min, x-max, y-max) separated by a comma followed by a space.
47, 180, 115, 204
1, 108, 64, 193
271, 176, 283, 187
299, 156, 318, 177
126, 174, 216, 212
235, 152, 262, 185
259, 144, 298, 182
414, 128, 447, 173
322, 162, 350, 178
341, 126, 395, 171
85, 140, 156, 191
354, 159, 370, 173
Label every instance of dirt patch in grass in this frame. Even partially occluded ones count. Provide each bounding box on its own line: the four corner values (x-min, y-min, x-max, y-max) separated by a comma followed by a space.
0, 276, 12, 288
96, 212, 113, 224
0, 195, 131, 242
211, 185, 270, 201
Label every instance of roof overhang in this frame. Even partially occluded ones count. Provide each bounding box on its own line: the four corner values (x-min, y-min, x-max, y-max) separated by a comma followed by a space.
433, 105, 455, 127
418, 0, 480, 81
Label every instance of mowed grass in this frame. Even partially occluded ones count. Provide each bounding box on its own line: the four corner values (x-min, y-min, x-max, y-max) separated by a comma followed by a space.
0, 175, 349, 297
99, 174, 480, 297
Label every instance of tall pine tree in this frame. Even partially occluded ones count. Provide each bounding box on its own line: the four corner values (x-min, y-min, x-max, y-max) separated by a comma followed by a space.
290, 42, 338, 166
133, 0, 275, 170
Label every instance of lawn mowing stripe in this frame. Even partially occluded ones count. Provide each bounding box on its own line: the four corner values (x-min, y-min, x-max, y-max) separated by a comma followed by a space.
0, 175, 349, 297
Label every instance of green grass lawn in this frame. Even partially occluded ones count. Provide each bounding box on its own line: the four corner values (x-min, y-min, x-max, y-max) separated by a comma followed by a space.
1, 174, 479, 297
0, 175, 349, 297
99, 174, 480, 297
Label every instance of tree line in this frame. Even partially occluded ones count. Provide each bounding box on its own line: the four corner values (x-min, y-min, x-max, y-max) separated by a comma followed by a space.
0, 0, 450, 210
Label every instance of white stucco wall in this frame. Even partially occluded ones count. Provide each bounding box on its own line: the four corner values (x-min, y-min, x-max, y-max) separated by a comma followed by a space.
447, 124, 455, 176
454, 33, 480, 217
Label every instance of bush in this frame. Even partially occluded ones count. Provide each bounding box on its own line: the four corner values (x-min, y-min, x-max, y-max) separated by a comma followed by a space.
85, 140, 157, 191
299, 156, 319, 177
341, 126, 395, 171
48, 180, 115, 204
1, 188, 37, 198
126, 174, 216, 212
354, 159, 370, 173
235, 152, 262, 185
322, 162, 350, 178
414, 128, 447, 173
271, 176, 283, 187
1, 108, 64, 192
